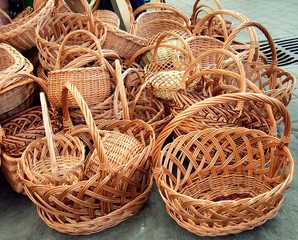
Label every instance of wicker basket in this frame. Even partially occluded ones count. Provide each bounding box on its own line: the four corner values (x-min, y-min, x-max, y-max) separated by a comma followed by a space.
193, 10, 259, 62
153, 92, 294, 236
170, 48, 277, 136
0, 50, 36, 123
224, 21, 296, 109
18, 80, 155, 235
0, 105, 63, 193
19, 91, 86, 189
131, 2, 191, 33
0, 1, 54, 52
93, 9, 120, 27
46, 29, 112, 108
36, 0, 107, 71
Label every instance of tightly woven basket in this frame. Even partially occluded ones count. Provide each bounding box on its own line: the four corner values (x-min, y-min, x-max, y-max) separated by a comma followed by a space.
36, 1, 107, 71
153, 92, 294, 236
0, 44, 35, 122
46, 29, 112, 108
0, 105, 63, 193
0, 1, 54, 52
18, 81, 155, 235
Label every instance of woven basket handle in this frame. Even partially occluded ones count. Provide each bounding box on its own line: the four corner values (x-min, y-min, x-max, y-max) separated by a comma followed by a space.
133, 2, 190, 27
40, 92, 58, 175
183, 48, 246, 88
61, 81, 109, 170
223, 21, 277, 76
113, 60, 130, 120
191, 0, 223, 25
153, 92, 291, 168
193, 10, 259, 62
55, 29, 105, 70
0, 8, 12, 23
63, 0, 95, 31
0, 72, 48, 94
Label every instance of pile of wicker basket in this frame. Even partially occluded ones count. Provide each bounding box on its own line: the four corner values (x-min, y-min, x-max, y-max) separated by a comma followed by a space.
0, 0, 296, 237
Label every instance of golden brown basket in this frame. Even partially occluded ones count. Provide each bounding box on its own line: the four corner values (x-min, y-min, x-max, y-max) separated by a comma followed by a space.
189, 0, 232, 33
0, 44, 36, 121
153, 92, 294, 236
224, 21, 296, 110
170, 48, 277, 136
93, 9, 120, 27
193, 10, 259, 62
18, 91, 86, 189
18, 81, 155, 235
131, 2, 190, 33
0, 105, 63, 193
0, 1, 54, 52
36, 0, 107, 71
46, 29, 112, 108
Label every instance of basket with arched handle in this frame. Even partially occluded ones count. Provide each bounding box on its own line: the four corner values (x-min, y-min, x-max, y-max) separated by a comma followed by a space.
153, 92, 294, 236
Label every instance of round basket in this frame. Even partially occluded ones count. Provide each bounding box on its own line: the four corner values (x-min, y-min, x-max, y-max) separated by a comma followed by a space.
17, 80, 155, 235
0, 105, 62, 193
132, 2, 191, 33
224, 21, 296, 110
0, 1, 54, 52
19, 92, 86, 186
47, 29, 112, 108
153, 92, 294, 236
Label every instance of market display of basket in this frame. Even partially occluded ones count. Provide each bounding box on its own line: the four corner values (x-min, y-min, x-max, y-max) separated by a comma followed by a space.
0, 0, 296, 237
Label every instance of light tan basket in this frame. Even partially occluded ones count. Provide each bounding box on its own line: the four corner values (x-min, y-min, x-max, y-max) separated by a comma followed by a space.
0, 105, 62, 193
153, 92, 294, 236
36, 0, 107, 71
0, 1, 54, 52
47, 29, 112, 108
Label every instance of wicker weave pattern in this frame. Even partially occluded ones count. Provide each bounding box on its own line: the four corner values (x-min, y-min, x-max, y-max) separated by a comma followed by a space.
0, 1, 54, 52
153, 92, 293, 236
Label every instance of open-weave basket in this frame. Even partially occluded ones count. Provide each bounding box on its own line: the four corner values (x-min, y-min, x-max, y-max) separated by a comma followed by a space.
18, 81, 155, 235
36, 0, 107, 71
0, 1, 54, 52
19, 92, 86, 187
153, 92, 294, 236
170, 47, 278, 137
0, 105, 62, 193
46, 29, 112, 108
131, 2, 191, 34
223, 21, 296, 109
193, 10, 260, 62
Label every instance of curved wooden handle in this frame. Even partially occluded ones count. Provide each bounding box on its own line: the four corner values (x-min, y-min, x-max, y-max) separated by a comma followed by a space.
40, 92, 58, 175
0, 8, 12, 23
61, 81, 108, 168
55, 29, 105, 70
133, 2, 190, 27
153, 92, 291, 168
223, 21, 277, 75
193, 10, 258, 62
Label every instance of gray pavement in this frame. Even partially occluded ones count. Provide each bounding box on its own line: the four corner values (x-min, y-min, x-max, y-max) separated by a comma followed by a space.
0, 1, 298, 240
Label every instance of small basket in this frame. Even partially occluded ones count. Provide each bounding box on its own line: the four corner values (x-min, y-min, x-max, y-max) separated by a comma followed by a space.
0, 105, 62, 193
0, 1, 54, 52
17, 80, 155, 235
131, 2, 191, 33
224, 21, 296, 110
36, 0, 107, 71
19, 92, 85, 186
46, 29, 112, 108
153, 92, 294, 236
93, 9, 120, 27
